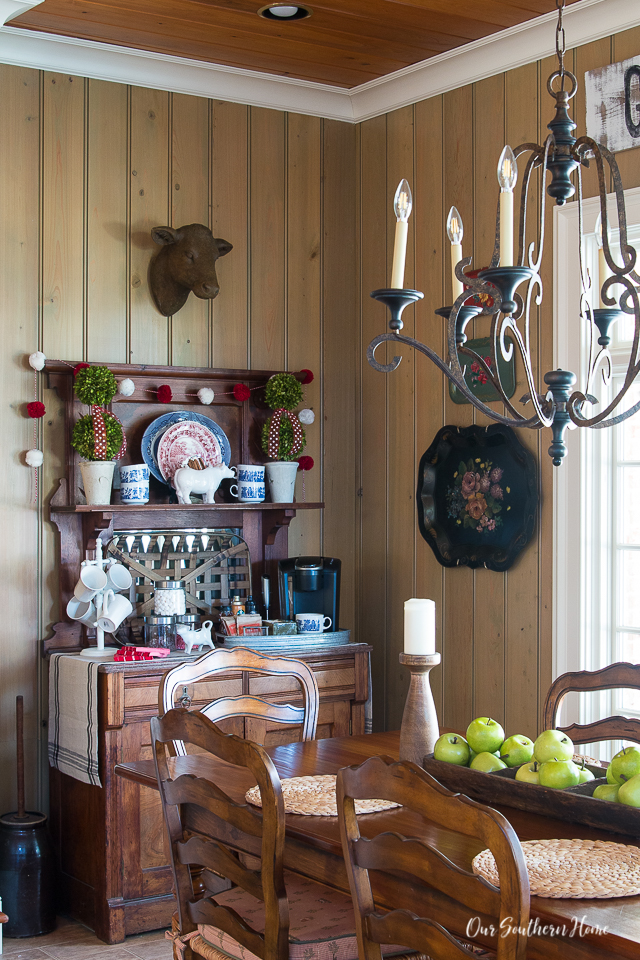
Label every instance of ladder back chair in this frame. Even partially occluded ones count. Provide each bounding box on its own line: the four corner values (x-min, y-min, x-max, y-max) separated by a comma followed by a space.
153, 709, 415, 960
337, 756, 530, 960
543, 661, 640, 746
159, 646, 319, 755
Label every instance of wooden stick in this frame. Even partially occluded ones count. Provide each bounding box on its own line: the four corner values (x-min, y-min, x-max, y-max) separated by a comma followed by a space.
16, 695, 25, 818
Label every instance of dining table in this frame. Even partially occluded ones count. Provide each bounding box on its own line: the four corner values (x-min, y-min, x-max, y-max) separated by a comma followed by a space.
116, 730, 640, 960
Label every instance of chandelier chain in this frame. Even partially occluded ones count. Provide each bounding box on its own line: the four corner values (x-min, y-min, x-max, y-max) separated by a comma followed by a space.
555, 0, 566, 86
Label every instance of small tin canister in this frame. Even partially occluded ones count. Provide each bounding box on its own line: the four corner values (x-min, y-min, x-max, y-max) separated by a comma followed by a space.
143, 615, 177, 648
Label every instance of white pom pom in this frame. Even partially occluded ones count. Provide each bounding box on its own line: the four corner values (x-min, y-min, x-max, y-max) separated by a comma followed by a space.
118, 378, 135, 397
29, 351, 46, 371
198, 387, 215, 405
26, 449, 44, 467
298, 408, 315, 425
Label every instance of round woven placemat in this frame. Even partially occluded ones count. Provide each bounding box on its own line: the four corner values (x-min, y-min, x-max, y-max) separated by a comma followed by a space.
473, 838, 640, 898
245, 775, 400, 817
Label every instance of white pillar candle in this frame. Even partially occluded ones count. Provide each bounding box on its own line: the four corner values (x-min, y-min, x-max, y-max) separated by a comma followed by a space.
390, 179, 412, 289
404, 598, 436, 655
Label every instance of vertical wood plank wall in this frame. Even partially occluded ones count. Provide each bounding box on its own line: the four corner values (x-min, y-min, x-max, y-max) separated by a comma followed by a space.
1, 25, 640, 811
0, 69, 357, 812
359, 26, 640, 735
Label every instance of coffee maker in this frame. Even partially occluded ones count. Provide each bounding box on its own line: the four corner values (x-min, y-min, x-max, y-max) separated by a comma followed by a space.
278, 557, 341, 630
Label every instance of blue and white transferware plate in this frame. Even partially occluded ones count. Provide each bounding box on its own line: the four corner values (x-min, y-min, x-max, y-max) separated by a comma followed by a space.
141, 411, 231, 485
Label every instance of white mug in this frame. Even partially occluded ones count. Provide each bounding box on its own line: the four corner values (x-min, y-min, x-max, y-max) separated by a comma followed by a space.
295, 613, 332, 634
74, 564, 108, 602
105, 562, 133, 593
97, 590, 133, 633
237, 480, 266, 503
67, 597, 97, 626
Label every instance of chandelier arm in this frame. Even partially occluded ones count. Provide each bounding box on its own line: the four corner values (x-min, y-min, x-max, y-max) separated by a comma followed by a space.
369, 331, 542, 428
500, 311, 554, 428
515, 148, 544, 268
568, 386, 640, 430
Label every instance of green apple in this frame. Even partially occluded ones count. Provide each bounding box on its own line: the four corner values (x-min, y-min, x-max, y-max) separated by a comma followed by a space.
470, 751, 507, 773
500, 735, 534, 768
515, 761, 540, 784
533, 729, 574, 763
618, 774, 640, 807
593, 783, 620, 802
466, 717, 505, 755
610, 746, 640, 785
606, 763, 617, 784
538, 758, 580, 789
433, 733, 470, 766
468, 747, 477, 765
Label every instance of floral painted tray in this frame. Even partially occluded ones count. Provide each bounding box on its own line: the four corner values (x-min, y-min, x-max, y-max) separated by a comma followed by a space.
416, 424, 538, 572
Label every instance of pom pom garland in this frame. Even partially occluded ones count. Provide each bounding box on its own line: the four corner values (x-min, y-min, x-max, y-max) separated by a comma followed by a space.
198, 387, 215, 405
73, 362, 90, 377
27, 401, 46, 419
233, 384, 251, 402
300, 369, 314, 385
298, 408, 315, 425
157, 384, 172, 403
29, 351, 46, 371
118, 378, 135, 397
297, 455, 314, 471
26, 449, 44, 467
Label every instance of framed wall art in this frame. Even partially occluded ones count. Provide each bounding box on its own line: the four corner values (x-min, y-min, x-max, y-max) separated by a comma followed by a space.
417, 424, 538, 571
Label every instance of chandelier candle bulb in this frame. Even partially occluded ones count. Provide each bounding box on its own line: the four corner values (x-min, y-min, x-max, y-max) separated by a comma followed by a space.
447, 206, 464, 300
498, 146, 517, 268
390, 179, 412, 288
404, 598, 436, 655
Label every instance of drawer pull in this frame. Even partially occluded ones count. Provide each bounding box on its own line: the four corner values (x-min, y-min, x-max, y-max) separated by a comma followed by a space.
179, 686, 192, 709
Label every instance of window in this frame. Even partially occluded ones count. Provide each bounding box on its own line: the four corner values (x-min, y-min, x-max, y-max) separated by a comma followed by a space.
554, 188, 640, 759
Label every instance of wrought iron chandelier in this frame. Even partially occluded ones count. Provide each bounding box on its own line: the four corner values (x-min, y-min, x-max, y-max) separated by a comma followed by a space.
367, 0, 640, 465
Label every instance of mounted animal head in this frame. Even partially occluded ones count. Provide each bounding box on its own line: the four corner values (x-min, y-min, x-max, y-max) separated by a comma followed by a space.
149, 223, 233, 316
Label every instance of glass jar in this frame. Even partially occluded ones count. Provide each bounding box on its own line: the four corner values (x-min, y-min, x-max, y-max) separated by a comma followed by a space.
231, 595, 245, 616
143, 615, 177, 649
154, 580, 186, 616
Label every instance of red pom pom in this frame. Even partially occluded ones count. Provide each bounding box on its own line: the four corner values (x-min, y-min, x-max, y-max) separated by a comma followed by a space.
73, 362, 90, 376
157, 385, 172, 403
27, 401, 46, 419
300, 369, 314, 385
233, 384, 251, 401
297, 455, 314, 472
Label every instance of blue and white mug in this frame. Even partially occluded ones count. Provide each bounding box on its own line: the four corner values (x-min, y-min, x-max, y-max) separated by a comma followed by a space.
120, 463, 150, 503
296, 613, 332, 634
237, 464, 265, 484
237, 479, 265, 503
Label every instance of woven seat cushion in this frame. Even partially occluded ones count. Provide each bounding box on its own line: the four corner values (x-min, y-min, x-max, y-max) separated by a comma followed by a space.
197, 871, 409, 960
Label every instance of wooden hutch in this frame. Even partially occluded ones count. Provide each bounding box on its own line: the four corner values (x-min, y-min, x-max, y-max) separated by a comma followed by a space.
44, 362, 370, 943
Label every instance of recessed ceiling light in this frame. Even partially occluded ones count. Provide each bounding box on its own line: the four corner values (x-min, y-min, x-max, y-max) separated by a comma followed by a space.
258, 3, 312, 21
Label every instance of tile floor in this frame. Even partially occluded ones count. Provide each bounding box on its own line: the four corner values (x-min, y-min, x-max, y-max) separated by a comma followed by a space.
2, 917, 172, 960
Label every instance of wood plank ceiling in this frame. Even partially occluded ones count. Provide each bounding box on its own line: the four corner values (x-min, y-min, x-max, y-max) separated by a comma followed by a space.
12, 0, 579, 87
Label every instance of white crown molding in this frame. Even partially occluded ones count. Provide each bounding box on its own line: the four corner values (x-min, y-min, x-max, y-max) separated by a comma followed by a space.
0, 0, 42, 27
1, 0, 639, 123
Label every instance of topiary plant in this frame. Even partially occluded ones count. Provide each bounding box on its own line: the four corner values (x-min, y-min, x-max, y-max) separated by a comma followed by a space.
74, 365, 118, 407
264, 373, 303, 411
71, 413, 124, 461
261, 417, 306, 462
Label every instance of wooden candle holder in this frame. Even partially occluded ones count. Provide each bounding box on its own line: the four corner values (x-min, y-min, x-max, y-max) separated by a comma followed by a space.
398, 651, 441, 766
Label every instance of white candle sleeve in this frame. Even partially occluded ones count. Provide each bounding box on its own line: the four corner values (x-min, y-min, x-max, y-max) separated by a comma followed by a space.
404, 598, 436, 655
451, 242, 463, 300
391, 219, 408, 288
499, 191, 514, 267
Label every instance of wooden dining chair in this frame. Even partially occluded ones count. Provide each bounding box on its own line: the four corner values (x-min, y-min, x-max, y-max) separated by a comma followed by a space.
543, 661, 640, 746
153, 709, 419, 960
159, 646, 320, 755
337, 756, 530, 960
